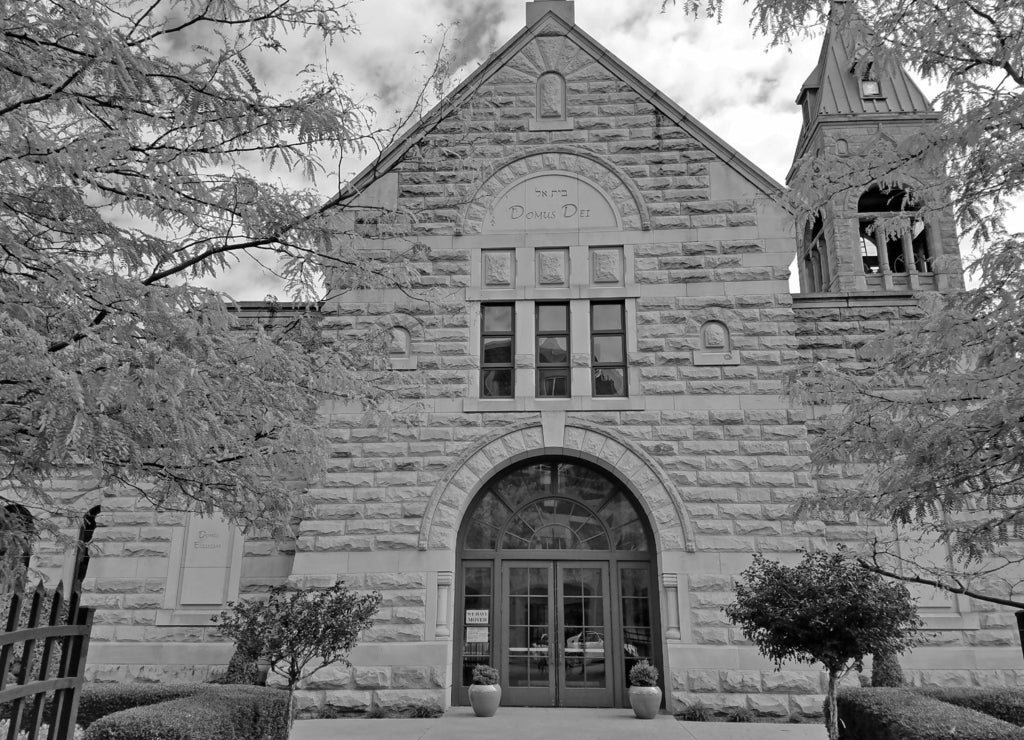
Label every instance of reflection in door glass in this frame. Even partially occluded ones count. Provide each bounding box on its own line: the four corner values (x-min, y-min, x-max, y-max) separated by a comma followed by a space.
562, 567, 607, 689
621, 566, 653, 685
508, 567, 551, 688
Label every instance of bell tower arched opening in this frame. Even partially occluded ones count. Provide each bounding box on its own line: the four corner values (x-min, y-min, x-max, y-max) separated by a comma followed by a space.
453, 457, 661, 709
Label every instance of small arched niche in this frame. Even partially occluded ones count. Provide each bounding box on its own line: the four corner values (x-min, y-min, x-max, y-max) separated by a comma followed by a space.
695, 320, 739, 365
531, 72, 573, 131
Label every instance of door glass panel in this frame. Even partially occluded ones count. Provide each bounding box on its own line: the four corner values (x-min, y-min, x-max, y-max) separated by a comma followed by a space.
561, 567, 607, 690
621, 566, 653, 685
462, 565, 492, 686
508, 566, 551, 689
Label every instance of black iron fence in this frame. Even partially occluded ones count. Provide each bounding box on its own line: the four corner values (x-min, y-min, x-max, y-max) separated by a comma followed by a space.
0, 581, 94, 740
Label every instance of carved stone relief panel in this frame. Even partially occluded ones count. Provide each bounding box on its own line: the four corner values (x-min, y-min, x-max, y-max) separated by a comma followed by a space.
590, 246, 624, 285
483, 249, 516, 287
537, 248, 569, 286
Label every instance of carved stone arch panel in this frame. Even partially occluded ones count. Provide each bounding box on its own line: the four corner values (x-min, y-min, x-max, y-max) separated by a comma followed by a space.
418, 422, 695, 553
458, 148, 651, 234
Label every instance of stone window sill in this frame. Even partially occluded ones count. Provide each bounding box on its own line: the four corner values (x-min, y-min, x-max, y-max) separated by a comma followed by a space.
529, 118, 574, 131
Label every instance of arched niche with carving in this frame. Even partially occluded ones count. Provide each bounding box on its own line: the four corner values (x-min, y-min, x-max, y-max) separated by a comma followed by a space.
695, 320, 740, 366
531, 72, 573, 131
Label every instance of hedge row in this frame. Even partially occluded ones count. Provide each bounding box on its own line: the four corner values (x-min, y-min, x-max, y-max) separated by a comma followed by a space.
837, 688, 1024, 740
76, 683, 206, 728
82, 685, 289, 740
920, 688, 1024, 728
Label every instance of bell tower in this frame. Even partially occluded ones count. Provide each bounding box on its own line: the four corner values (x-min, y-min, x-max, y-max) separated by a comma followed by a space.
789, 2, 964, 294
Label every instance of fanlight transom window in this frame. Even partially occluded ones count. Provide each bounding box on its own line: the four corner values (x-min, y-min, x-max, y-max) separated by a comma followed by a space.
464, 461, 649, 552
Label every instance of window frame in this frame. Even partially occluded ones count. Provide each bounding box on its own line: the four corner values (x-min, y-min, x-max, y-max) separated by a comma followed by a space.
590, 301, 627, 397
535, 302, 570, 398
480, 303, 516, 399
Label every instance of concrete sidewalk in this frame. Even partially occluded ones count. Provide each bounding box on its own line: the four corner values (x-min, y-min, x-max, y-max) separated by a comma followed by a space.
290, 707, 827, 739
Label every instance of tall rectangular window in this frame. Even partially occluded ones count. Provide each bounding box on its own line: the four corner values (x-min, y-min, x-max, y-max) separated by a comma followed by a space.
536, 303, 570, 397
481, 303, 514, 398
591, 302, 626, 397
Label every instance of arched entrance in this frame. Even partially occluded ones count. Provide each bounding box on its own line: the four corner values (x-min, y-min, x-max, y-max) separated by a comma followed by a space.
454, 457, 660, 708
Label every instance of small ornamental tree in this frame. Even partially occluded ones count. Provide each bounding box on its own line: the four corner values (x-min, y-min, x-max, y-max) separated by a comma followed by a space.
216, 582, 381, 726
724, 550, 920, 740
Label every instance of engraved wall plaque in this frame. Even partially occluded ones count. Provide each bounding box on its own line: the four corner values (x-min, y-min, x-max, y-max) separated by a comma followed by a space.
179, 515, 236, 607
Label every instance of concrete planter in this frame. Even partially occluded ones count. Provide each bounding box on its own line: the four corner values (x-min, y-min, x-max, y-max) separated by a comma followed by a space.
469, 683, 501, 717
628, 686, 662, 719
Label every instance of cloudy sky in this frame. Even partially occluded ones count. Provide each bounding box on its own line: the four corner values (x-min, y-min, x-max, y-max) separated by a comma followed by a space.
218, 0, 1015, 298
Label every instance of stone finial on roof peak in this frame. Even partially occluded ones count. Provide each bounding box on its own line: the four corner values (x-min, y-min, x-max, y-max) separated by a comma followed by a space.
526, 0, 574, 26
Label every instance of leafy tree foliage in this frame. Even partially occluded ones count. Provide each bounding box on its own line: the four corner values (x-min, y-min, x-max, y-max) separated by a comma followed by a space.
661, 0, 1024, 603
0, 0, 438, 584
725, 550, 920, 740
215, 582, 381, 725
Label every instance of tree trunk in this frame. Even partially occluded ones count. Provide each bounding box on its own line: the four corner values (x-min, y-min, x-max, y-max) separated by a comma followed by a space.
287, 684, 295, 729
826, 670, 839, 740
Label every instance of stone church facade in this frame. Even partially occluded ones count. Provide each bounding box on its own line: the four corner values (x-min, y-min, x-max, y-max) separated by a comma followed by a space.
31, 0, 1021, 719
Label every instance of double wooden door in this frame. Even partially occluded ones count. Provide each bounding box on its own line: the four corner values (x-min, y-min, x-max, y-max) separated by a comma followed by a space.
501, 561, 613, 707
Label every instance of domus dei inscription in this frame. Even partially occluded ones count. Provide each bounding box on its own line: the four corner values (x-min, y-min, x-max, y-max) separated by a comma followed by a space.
485, 173, 619, 232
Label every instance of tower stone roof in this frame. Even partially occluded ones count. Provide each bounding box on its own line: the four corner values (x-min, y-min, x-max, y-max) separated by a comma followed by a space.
794, 3, 934, 158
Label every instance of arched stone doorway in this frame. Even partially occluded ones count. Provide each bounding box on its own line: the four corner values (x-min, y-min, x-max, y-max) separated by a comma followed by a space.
453, 457, 662, 708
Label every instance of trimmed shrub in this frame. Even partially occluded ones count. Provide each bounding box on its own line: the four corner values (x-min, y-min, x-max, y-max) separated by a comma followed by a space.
77, 683, 206, 728
82, 685, 288, 740
920, 687, 1024, 727
870, 652, 904, 687
837, 687, 1023, 740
